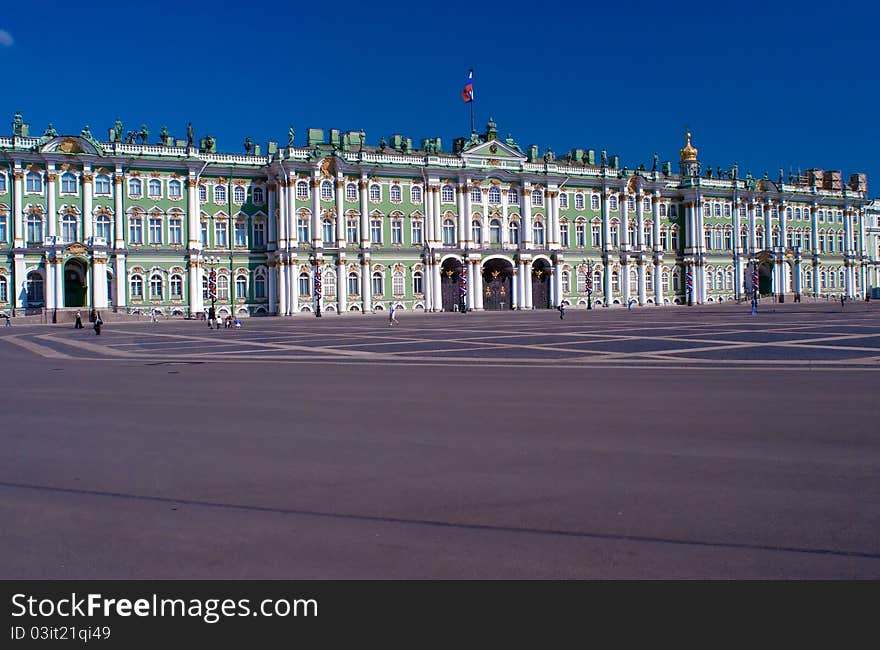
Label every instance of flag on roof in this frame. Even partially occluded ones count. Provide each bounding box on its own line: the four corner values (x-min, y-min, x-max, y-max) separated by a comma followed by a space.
461, 69, 474, 103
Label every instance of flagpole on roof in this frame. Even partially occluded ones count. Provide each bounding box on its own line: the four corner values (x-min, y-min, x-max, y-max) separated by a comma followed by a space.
470, 69, 475, 134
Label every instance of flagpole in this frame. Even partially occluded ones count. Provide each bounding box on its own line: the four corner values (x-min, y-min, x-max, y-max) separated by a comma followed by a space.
470, 98, 475, 134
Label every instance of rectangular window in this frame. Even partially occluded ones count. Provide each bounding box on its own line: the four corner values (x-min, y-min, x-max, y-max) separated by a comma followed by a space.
234, 221, 247, 246
215, 221, 228, 247
591, 224, 601, 248
149, 218, 162, 244
297, 219, 309, 242
412, 220, 423, 245
576, 223, 586, 247
253, 221, 265, 247
169, 219, 182, 245
0, 217, 7, 242
129, 219, 143, 244
560, 225, 569, 247
347, 219, 359, 243
391, 220, 402, 244
371, 220, 382, 244
200, 221, 208, 246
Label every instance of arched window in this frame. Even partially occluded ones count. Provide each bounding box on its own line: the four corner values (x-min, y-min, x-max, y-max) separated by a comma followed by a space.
214, 184, 226, 203
629, 267, 637, 293
26, 213, 43, 243
410, 185, 422, 203
392, 269, 404, 295
561, 270, 570, 294
646, 265, 653, 289
670, 227, 680, 251
26, 271, 44, 304
150, 274, 163, 299
441, 184, 455, 203
703, 203, 711, 217
724, 228, 733, 250
609, 195, 618, 211
233, 185, 246, 203
25, 172, 43, 193
509, 220, 519, 245
672, 268, 681, 292
576, 220, 586, 247
148, 179, 162, 197
95, 174, 111, 195
533, 220, 545, 246
323, 218, 334, 243
296, 181, 309, 200
128, 275, 143, 301
369, 184, 381, 202
611, 269, 620, 293
0, 276, 7, 303
0, 175, 5, 194
198, 185, 207, 202
390, 184, 402, 202
128, 178, 142, 196
531, 189, 544, 207
488, 186, 501, 203
443, 219, 456, 245
298, 272, 310, 297
320, 180, 334, 201
348, 272, 360, 296
168, 179, 182, 199
472, 219, 482, 244
575, 193, 585, 210
662, 268, 670, 293
644, 197, 652, 211
560, 220, 569, 247
170, 274, 183, 299
470, 186, 482, 203
62, 214, 78, 243
235, 274, 248, 299
413, 270, 424, 295
591, 194, 600, 211
725, 269, 733, 290
346, 183, 358, 201
508, 187, 519, 205
217, 275, 229, 300
252, 187, 264, 203
254, 271, 267, 299
371, 270, 384, 296
659, 203, 667, 217
489, 219, 501, 244
323, 270, 336, 298
610, 221, 619, 247
60, 172, 77, 193
627, 196, 636, 212
559, 192, 568, 209
95, 215, 112, 242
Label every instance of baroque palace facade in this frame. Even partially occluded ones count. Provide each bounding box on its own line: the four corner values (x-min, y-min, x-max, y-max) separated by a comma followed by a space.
0, 113, 876, 318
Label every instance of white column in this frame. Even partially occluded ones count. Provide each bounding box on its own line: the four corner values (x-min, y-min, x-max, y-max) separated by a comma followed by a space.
188, 257, 201, 315
764, 202, 773, 250
733, 200, 743, 298
511, 265, 518, 309
653, 195, 663, 306
501, 189, 509, 247
458, 183, 468, 247
12, 169, 24, 248
524, 261, 533, 309
337, 260, 347, 313
620, 195, 630, 252
522, 187, 533, 249
432, 185, 441, 245
602, 192, 611, 253
474, 260, 483, 310
46, 169, 57, 241
289, 258, 299, 314
748, 202, 758, 253
810, 204, 819, 260
517, 261, 527, 308
432, 259, 442, 311
186, 177, 199, 248
114, 173, 125, 249
637, 195, 646, 305
554, 262, 564, 306
548, 189, 559, 247
268, 259, 277, 314
360, 178, 370, 249
361, 260, 371, 312
424, 185, 434, 244
287, 176, 297, 248
267, 181, 277, 248
92, 255, 107, 308
621, 260, 630, 306
277, 259, 288, 315
82, 171, 93, 242
114, 253, 126, 309
335, 180, 345, 247
311, 177, 321, 249
481, 188, 489, 250
45, 257, 56, 309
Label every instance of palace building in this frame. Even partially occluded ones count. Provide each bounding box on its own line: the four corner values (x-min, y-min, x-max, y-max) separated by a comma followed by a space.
0, 112, 876, 318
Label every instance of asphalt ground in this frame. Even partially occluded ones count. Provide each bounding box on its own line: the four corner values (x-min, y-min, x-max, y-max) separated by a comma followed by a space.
1, 301, 878, 578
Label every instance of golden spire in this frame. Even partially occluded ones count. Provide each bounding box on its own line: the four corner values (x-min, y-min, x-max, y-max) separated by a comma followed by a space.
679, 130, 698, 162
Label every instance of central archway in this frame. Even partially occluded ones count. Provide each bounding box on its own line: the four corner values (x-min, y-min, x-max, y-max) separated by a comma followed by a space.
482, 258, 513, 310
531, 259, 550, 309
440, 258, 464, 312
64, 259, 88, 307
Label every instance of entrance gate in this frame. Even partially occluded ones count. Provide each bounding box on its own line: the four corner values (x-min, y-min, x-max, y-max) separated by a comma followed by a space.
531, 259, 550, 309
482, 259, 513, 310
440, 258, 463, 311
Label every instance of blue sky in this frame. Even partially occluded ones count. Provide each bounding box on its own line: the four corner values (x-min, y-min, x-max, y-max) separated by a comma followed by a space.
2, 0, 877, 192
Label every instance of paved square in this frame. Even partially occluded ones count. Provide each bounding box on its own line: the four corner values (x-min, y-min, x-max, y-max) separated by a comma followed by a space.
2, 302, 879, 578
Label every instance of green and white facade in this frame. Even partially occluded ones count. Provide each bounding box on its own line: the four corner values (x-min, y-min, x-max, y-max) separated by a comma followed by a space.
0, 114, 875, 317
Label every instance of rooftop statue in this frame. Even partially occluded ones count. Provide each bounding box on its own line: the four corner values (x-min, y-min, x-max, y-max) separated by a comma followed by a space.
139, 124, 149, 145
287, 126, 295, 148
114, 118, 123, 143
652, 152, 658, 171
187, 122, 194, 147
160, 125, 169, 138
12, 111, 23, 136
43, 123, 57, 138
81, 125, 92, 139
600, 149, 607, 167
244, 136, 253, 154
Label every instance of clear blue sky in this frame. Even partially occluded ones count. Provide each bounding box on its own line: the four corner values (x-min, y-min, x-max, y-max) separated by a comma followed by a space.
2, 0, 877, 192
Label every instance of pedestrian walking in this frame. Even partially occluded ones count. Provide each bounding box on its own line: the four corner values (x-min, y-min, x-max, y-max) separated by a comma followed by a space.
388, 303, 398, 326
841, 295, 846, 309
557, 302, 565, 320
74, 310, 83, 329
93, 311, 103, 336
627, 298, 635, 311
4, 313, 10, 327
207, 306, 216, 329
751, 297, 757, 316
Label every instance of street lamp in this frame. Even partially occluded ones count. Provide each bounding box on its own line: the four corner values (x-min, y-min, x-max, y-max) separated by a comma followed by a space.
206, 255, 219, 324
584, 258, 593, 309
312, 255, 322, 317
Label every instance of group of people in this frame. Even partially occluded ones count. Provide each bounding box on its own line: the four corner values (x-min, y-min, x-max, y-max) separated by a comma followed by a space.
73, 309, 103, 335
206, 306, 241, 330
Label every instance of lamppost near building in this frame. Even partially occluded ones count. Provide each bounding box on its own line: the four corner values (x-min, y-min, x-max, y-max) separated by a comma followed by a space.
584, 258, 593, 309
206, 255, 219, 319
